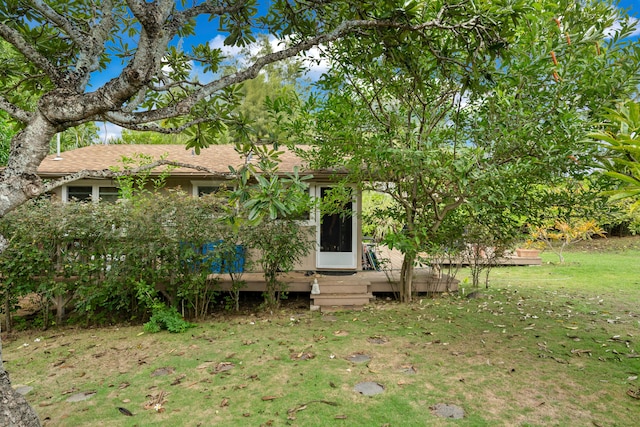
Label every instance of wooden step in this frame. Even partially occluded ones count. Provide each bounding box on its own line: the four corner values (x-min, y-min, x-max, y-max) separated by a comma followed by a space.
319, 305, 365, 313
312, 293, 373, 307
314, 282, 369, 294
316, 277, 370, 286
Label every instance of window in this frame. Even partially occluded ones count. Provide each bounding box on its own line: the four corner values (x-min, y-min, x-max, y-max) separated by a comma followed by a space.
99, 187, 119, 203
191, 180, 229, 198
63, 182, 120, 203
197, 186, 221, 197
67, 186, 93, 202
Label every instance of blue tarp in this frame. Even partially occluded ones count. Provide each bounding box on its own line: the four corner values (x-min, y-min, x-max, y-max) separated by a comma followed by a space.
202, 241, 245, 273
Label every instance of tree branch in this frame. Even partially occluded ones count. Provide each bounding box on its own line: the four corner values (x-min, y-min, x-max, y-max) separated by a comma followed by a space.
71, 0, 116, 91
106, 16, 482, 126
175, 0, 250, 23
29, 0, 86, 46
41, 159, 236, 194
0, 96, 33, 123
102, 113, 215, 134
0, 22, 62, 84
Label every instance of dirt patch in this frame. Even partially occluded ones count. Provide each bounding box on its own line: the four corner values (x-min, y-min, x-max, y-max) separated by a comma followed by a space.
570, 235, 640, 252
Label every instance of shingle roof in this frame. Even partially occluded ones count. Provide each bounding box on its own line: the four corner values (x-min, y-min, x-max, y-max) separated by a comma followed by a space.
38, 144, 307, 177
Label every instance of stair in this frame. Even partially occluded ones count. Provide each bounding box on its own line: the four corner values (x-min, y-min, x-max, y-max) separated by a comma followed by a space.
310, 277, 374, 312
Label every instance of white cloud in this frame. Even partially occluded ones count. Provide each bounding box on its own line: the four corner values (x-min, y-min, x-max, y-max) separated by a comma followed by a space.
208, 34, 244, 61
207, 34, 330, 81
606, 16, 640, 39
298, 45, 331, 80
97, 122, 123, 143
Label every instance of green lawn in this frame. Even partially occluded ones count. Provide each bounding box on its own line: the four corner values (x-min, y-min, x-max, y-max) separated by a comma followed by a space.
3, 240, 640, 426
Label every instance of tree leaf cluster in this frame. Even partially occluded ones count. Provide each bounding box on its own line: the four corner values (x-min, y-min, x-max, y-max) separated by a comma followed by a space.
590, 100, 640, 203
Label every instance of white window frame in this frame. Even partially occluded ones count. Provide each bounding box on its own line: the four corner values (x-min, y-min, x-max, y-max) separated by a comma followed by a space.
314, 183, 358, 269
191, 180, 231, 198
62, 180, 119, 203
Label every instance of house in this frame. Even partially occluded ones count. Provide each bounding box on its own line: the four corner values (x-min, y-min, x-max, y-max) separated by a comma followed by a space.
38, 144, 460, 309
38, 144, 364, 274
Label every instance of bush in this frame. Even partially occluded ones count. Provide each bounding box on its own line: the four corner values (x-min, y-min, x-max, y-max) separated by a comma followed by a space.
0, 190, 235, 328
143, 303, 194, 333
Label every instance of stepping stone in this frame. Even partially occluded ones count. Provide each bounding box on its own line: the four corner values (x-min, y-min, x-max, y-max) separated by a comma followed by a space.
290, 352, 315, 360
367, 336, 388, 344
354, 382, 384, 396
400, 365, 417, 375
151, 367, 175, 377
466, 291, 486, 299
347, 353, 371, 363
211, 362, 234, 374
66, 391, 96, 402
431, 403, 464, 419
14, 386, 33, 396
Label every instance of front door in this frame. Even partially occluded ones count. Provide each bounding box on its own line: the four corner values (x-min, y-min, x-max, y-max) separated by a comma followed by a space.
316, 186, 357, 269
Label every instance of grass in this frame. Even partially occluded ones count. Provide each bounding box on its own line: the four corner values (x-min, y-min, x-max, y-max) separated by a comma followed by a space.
3, 237, 640, 426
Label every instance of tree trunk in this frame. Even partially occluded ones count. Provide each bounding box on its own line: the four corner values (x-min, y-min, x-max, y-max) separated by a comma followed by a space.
399, 253, 416, 303
0, 324, 42, 427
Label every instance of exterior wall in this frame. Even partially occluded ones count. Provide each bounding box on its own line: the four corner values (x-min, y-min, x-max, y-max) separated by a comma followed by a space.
244, 224, 317, 273
55, 178, 362, 272
293, 225, 317, 271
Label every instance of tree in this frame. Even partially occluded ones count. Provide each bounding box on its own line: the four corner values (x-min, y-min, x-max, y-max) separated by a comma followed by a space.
1, 1, 527, 423
590, 100, 640, 204
287, 0, 640, 302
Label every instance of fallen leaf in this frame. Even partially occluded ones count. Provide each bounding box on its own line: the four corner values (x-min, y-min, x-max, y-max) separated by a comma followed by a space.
117, 407, 133, 416
144, 390, 168, 411
171, 374, 186, 386
262, 396, 278, 401
61, 387, 78, 396
196, 361, 215, 370
627, 388, 640, 399
211, 362, 234, 374
220, 398, 229, 407
288, 404, 307, 413
290, 352, 315, 361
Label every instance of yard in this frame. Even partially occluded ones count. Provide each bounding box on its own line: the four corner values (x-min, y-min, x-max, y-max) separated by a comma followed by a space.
2, 237, 640, 426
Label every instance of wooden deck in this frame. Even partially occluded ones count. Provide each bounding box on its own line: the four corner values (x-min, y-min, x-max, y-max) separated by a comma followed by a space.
211, 268, 458, 294
211, 268, 458, 312
210, 245, 539, 311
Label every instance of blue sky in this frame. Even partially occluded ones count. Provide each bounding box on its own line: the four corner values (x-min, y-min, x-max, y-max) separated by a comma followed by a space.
619, 0, 639, 18
616, 0, 640, 38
